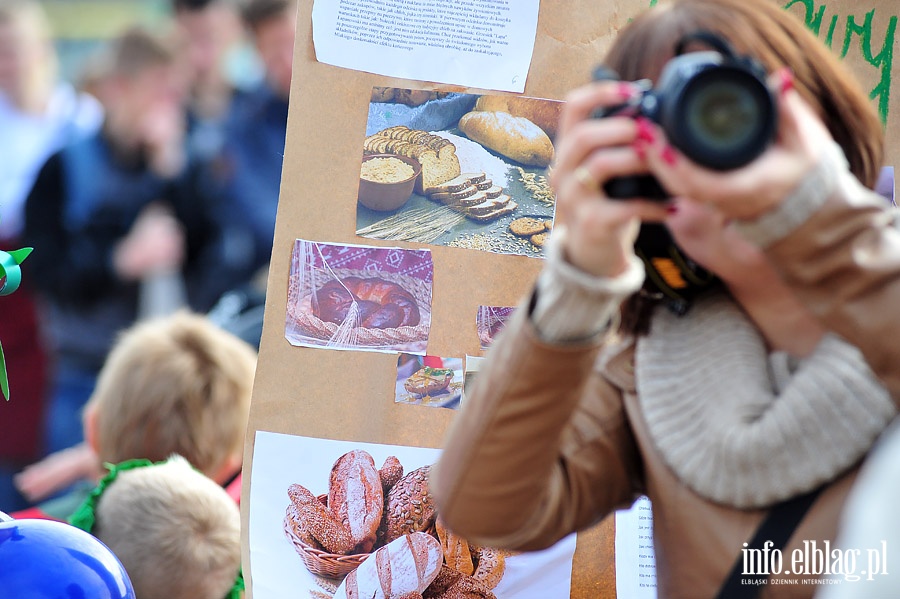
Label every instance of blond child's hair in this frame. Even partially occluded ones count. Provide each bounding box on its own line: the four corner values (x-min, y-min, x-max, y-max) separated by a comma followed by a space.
85, 310, 256, 480
92, 456, 241, 599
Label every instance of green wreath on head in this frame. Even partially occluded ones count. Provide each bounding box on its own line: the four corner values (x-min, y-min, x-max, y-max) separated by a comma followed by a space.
0, 247, 32, 400
70, 458, 245, 599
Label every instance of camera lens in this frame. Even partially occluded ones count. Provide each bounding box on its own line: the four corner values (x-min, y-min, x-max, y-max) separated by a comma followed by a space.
668, 67, 776, 170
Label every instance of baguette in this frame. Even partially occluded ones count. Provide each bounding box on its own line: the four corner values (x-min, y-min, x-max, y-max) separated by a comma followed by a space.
458, 111, 554, 167
474, 95, 563, 140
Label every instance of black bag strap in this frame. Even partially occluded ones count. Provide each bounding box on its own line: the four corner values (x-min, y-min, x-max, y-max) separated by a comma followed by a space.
715, 486, 824, 599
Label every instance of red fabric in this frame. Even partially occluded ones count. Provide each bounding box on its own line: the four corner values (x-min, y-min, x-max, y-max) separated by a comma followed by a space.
225, 471, 242, 505
423, 355, 444, 368
0, 246, 49, 461
8, 506, 61, 521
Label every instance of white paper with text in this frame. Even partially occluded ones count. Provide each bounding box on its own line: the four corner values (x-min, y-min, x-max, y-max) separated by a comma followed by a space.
615, 495, 658, 599
311, 0, 539, 92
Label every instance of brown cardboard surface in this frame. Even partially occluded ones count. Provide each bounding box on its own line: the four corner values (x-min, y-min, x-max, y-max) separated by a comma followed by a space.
243, 1, 898, 597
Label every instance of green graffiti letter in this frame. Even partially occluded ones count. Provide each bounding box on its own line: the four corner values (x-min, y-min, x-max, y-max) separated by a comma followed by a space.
842, 10, 896, 123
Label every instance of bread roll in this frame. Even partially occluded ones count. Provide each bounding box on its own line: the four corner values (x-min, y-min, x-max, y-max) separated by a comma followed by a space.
287, 483, 355, 554
379, 456, 404, 491
435, 519, 474, 576
379, 465, 436, 545
474, 95, 562, 140
333, 532, 443, 599
458, 111, 554, 167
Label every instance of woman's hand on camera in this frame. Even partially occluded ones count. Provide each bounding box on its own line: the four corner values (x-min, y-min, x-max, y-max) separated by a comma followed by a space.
637, 68, 834, 220
551, 81, 670, 278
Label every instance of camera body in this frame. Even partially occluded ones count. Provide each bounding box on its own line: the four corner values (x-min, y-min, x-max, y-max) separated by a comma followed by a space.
596, 43, 777, 200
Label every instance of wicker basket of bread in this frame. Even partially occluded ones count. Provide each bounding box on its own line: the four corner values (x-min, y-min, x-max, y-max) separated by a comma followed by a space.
283, 499, 369, 578
287, 267, 431, 348
282, 451, 508, 597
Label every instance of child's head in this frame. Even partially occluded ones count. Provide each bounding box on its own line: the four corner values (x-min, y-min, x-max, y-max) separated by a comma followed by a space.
241, 0, 296, 99
93, 26, 187, 138
84, 311, 257, 483
90, 456, 241, 599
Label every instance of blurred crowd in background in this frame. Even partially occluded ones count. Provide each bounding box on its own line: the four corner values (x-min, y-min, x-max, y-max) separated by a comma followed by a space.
0, 0, 298, 513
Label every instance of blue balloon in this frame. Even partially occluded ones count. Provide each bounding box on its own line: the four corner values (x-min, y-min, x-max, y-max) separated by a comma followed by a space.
0, 517, 135, 599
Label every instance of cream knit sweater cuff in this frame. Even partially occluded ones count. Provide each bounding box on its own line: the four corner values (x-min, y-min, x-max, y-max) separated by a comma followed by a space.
531, 226, 645, 343
734, 143, 846, 248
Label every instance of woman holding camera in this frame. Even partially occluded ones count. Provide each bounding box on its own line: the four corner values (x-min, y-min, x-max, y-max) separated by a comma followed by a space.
431, 0, 899, 596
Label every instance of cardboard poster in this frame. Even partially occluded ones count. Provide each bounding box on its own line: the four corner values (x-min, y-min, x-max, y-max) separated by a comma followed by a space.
243, 1, 900, 598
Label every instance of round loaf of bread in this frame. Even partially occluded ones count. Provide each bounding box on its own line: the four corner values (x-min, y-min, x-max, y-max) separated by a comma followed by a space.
312, 277, 421, 329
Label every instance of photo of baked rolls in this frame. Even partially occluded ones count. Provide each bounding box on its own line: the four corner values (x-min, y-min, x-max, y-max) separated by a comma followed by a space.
282, 449, 508, 598
251, 432, 579, 599
285, 239, 434, 354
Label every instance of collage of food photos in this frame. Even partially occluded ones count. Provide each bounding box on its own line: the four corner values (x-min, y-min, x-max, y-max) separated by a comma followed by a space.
355, 87, 560, 257
249, 432, 578, 599
285, 240, 434, 354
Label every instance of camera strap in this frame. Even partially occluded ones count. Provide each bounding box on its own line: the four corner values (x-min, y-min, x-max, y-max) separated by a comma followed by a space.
714, 485, 824, 599
634, 223, 719, 316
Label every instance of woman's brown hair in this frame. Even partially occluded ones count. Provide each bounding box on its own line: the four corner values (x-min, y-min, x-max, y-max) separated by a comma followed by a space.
607, 0, 885, 335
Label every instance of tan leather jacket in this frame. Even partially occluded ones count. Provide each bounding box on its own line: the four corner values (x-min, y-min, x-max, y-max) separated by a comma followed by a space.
431, 157, 900, 598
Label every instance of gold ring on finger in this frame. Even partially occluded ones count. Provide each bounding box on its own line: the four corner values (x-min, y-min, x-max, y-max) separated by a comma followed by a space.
573, 165, 598, 192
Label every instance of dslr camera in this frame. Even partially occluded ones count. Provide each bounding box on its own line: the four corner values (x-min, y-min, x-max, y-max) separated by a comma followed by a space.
595, 32, 777, 200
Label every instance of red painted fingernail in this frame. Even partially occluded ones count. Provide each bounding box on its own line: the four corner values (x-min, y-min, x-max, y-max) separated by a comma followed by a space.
633, 139, 647, 160
617, 82, 638, 100
666, 203, 679, 214
780, 68, 794, 95
661, 145, 678, 166
635, 117, 655, 143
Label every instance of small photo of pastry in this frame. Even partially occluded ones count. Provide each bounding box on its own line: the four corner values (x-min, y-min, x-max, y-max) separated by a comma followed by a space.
395, 354, 463, 410
285, 239, 434, 354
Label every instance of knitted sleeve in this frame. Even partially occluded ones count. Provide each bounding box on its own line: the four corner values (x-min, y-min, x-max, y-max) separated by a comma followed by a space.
531, 226, 645, 342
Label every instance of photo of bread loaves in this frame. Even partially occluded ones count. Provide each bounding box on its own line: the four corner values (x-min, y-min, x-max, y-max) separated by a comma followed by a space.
357, 88, 557, 258
281, 449, 512, 598
252, 432, 579, 599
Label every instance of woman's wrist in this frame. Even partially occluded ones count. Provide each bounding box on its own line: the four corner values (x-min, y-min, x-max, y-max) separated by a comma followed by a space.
531, 226, 645, 342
